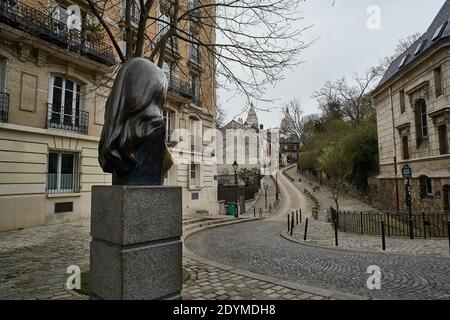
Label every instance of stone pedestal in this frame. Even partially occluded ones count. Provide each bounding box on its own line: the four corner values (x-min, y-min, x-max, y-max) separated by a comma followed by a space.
90, 186, 182, 300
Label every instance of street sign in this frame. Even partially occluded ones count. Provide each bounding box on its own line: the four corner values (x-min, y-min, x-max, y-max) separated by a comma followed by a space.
264, 184, 269, 192
402, 165, 412, 178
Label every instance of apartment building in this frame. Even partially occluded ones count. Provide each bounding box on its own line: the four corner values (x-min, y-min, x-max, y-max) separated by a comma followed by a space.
373, 0, 450, 212
0, 0, 218, 231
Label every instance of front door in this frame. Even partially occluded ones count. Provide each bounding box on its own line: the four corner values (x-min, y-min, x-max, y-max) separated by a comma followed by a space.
443, 185, 450, 213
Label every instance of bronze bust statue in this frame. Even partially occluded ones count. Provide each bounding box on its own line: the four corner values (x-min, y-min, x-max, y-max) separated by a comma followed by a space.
99, 58, 173, 186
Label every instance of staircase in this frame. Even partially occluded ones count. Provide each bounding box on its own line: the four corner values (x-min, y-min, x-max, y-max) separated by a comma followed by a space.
182, 215, 254, 232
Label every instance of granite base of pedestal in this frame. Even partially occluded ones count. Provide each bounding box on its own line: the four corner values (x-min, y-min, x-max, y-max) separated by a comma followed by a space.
90, 185, 182, 300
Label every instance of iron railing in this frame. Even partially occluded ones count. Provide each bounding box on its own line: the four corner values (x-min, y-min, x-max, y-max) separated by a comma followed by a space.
333, 210, 450, 239
168, 75, 194, 99
0, 92, 9, 122
46, 103, 89, 135
0, 0, 115, 66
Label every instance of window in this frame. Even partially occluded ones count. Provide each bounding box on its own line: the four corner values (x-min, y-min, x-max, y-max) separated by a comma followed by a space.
398, 55, 408, 69
438, 124, 449, 154
190, 163, 201, 188
189, 73, 199, 97
414, 40, 425, 55
432, 22, 447, 41
130, 0, 140, 25
399, 90, 406, 114
47, 151, 80, 194
190, 33, 200, 64
162, 61, 173, 80
434, 66, 443, 97
158, 11, 171, 37
402, 136, 409, 160
414, 99, 428, 146
190, 117, 202, 152
48, 76, 86, 134
419, 175, 433, 198
163, 110, 175, 142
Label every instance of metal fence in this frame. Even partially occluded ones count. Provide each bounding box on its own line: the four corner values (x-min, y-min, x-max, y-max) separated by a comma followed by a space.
333, 210, 449, 239
0, 92, 9, 122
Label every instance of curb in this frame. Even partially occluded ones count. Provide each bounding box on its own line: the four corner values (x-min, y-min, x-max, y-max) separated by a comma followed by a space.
182, 219, 367, 300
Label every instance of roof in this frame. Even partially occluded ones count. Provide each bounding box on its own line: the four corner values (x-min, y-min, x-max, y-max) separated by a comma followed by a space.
375, 0, 450, 92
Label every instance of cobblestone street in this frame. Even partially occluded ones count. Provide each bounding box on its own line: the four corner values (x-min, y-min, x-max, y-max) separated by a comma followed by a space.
185, 220, 450, 300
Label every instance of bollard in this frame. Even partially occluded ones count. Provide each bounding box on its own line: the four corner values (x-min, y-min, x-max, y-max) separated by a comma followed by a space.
304, 218, 309, 241
334, 219, 338, 247
269, 204, 272, 211
296, 210, 299, 225
287, 214, 290, 232
259, 208, 263, 219
422, 212, 426, 239
299, 209, 302, 223
290, 213, 294, 236
447, 221, 450, 253
381, 221, 386, 251
254, 206, 256, 218
360, 212, 364, 235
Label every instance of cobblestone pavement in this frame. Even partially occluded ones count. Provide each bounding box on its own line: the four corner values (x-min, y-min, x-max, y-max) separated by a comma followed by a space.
285, 167, 375, 214
288, 220, 450, 257
0, 218, 327, 300
0, 221, 89, 300
182, 258, 328, 300
185, 220, 450, 300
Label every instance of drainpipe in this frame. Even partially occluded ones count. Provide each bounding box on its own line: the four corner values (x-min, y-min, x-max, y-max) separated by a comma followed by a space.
389, 86, 400, 212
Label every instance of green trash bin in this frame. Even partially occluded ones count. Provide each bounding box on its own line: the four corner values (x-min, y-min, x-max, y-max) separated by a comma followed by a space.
226, 202, 235, 216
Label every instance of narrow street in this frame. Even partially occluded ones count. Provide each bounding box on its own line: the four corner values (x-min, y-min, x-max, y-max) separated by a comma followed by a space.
185, 167, 450, 300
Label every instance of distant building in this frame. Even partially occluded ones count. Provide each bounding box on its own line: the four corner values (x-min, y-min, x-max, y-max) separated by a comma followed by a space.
372, 1, 450, 212
279, 134, 300, 166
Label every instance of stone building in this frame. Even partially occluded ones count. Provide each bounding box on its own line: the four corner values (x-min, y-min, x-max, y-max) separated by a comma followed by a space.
279, 134, 300, 167
0, 0, 218, 231
373, 0, 450, 213
218, 104, 271, 173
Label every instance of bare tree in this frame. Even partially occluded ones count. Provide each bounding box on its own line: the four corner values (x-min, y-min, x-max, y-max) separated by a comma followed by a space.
280, 99, 320, 150
82, 0, 310, 105
313, 67, 380, 124
215, 103, 227, 128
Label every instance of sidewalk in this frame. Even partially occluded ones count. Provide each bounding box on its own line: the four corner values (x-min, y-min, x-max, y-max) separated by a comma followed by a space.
243, 175, 280, 218
285, 167, 376, 213
286, 219, 450, 257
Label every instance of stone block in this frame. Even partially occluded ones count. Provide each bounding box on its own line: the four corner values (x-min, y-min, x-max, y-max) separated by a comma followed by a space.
91, 186, 182, 245
90, 239, 182, 300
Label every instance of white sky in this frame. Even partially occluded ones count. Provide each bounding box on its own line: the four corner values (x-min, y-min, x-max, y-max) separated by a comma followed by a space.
217, 0, 446, 128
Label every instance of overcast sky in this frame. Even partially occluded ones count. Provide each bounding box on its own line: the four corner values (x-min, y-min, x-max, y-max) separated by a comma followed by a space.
217, 0, 446, 128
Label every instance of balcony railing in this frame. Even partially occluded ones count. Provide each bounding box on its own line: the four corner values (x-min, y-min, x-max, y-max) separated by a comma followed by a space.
0, 92, 9, 122
46, 103, 89, 135
168, 76, 194, 99
0, 0, 116, 66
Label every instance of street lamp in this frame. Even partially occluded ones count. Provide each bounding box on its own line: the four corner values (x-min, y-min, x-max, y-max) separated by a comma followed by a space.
233, 161, 239, 218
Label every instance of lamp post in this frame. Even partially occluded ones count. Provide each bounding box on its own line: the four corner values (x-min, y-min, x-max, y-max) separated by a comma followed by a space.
233, 161, 239, 218
276, 171, 279, 203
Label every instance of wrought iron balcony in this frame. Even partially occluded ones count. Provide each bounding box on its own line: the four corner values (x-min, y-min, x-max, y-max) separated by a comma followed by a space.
46, 103, 89, 135
0, 0, 116, 66
168, 75, 194, 99
0, 92, 9, 122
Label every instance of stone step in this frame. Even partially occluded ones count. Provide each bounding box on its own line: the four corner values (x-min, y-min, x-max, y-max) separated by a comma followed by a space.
183, 217, 239, 231
183, 217, 256, 233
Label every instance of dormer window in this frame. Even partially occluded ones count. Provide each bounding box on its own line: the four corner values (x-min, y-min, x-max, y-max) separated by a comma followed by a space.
398, 55, 408, 69
432, 22, 447, 41
414, 40, 426, 55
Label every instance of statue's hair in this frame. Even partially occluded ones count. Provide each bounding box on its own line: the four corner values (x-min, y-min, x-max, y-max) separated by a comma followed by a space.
99, 58, 168, 175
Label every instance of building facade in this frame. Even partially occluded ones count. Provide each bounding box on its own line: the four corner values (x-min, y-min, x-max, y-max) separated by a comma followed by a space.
279, 134, 299, 167
373, 1, 450, 213
0, 0, 217, 231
